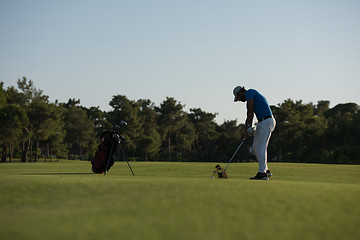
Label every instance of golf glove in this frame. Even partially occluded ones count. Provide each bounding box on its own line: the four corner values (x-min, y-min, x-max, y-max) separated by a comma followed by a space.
247, 126, 254, 136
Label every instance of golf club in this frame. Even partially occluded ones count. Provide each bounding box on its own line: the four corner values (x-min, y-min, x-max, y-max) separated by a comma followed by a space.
115, 120, 128, 129
211, 138, 246, 179
224, 138, 246, 172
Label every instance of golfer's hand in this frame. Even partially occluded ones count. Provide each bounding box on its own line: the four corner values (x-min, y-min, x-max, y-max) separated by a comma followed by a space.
244, 129, 249, 139
247, 126, 254, 136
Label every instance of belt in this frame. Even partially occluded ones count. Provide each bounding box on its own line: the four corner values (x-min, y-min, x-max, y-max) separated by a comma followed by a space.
258, 115, 272, 122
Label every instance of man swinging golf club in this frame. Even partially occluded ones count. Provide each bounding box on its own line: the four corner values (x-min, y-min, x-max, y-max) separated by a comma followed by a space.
233, 86, 276, 180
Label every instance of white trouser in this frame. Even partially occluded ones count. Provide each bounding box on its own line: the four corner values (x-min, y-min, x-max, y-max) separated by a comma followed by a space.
252, 116, 276, 173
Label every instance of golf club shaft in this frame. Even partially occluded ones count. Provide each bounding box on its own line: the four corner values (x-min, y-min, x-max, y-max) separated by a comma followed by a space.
224, 139, 245, 171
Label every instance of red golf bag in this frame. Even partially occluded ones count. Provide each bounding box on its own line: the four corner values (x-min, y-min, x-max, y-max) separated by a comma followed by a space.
91, 130, 119, 174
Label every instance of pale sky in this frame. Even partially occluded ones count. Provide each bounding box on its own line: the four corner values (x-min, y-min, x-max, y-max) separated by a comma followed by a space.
1, 0, 359, 123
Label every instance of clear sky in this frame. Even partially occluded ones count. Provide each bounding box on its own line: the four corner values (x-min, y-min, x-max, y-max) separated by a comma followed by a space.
1, 0, 359, 124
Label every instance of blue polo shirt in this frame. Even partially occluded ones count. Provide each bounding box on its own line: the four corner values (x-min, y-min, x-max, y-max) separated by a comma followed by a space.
246, 89, 272, 121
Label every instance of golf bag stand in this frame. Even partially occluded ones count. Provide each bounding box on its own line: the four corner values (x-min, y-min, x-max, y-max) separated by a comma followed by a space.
118, 143, 135, 176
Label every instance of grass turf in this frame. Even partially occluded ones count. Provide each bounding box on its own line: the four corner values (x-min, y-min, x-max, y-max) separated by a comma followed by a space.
0, 161, 359, 240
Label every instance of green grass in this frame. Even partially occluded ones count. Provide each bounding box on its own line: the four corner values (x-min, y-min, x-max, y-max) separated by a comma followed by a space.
0, 161, 359, 240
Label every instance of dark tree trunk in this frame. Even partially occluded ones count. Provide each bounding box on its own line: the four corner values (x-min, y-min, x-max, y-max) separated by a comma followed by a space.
34, 137, 39, 162
9, 141, 13, 162
1, 143, 7, 163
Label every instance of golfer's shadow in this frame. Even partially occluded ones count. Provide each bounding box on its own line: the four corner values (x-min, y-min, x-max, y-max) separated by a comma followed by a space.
23, 172, 93, 175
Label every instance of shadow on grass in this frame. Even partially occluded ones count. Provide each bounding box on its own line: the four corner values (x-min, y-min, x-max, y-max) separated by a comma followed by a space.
22, 172, 93, 175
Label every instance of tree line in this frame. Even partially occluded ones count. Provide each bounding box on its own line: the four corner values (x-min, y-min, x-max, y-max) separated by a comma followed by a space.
1, 77, 359, 164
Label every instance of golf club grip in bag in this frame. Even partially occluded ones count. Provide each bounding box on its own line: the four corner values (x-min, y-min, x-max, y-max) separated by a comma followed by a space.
91, 130, 118, 174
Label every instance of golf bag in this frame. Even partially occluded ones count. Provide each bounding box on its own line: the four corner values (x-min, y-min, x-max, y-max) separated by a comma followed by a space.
91, 130, 119, 174
214, 165, 228, 178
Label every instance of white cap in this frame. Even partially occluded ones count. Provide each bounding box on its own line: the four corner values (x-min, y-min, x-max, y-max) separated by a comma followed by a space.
233, 86, 242, 101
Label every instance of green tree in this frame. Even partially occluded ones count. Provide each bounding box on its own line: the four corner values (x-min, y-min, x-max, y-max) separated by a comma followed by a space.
156, 97, 191, 161
271, 99, 334, 163
42, 103, 66, 161
86, 106, 111, 136
13, 77, 51, 162
176, 119, 196, 161
4, 82, 31, 162
27, 98, 63, 162
137, 99, 161, 160
0, 82, 6, 108
314, 100, 330, 116
109, 95, 143, 156
215, 120, 244, 163
188, 108, 218, 161
0, 104, 29, 162
17, 77, 45, 104
323, 103, 360, 163
63, 102, 96, 160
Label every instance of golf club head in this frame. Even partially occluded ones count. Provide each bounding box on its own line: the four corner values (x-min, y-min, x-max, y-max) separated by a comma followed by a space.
115, 120, 128, 129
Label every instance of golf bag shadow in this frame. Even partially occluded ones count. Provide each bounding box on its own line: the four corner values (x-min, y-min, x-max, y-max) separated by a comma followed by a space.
91, 130, 119, 174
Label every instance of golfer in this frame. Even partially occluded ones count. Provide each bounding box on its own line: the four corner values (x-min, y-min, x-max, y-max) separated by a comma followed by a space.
233, 86, 276, 180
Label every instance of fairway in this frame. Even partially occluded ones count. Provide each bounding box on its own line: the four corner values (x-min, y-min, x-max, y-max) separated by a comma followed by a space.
0, 161, 359, 240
